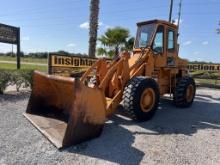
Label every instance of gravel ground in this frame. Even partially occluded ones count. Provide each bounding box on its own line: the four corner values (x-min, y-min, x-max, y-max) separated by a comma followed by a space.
0, 87, 220, 165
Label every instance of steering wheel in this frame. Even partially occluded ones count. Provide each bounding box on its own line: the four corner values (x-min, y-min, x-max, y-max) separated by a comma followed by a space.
153, 47, 163, 54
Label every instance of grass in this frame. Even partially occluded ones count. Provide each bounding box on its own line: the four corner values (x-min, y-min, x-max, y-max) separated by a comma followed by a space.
190, 70, 220, 77
189, 70, 205, 76
0, 56, 47, 64
0, 62, 47, 72
195, 78, 220, 85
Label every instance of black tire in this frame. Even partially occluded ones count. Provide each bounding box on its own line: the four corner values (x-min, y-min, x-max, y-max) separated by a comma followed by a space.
123, 76, 160, 121
174, 76, 196, 108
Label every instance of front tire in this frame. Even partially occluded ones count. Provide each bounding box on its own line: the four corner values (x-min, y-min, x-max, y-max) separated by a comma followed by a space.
123, 77, 160, 121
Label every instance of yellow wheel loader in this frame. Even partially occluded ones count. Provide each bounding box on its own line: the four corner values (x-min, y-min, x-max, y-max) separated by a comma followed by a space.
24, 20, 196, 148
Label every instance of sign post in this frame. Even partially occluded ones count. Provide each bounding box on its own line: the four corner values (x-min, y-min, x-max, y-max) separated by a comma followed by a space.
17, 28, 20, 69
0, 23, 20, 69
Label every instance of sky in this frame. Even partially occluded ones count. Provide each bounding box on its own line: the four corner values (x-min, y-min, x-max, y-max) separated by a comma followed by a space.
0, 0, 220, 62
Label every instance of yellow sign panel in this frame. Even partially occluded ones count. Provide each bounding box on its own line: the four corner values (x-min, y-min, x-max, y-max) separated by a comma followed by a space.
188, 64, 220, 71
49, 54, 103, 76
51, 55, 97, 68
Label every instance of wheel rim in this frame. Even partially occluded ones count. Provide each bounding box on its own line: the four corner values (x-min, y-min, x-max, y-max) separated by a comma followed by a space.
140, 88, 155, 112
186, 84, 194, 102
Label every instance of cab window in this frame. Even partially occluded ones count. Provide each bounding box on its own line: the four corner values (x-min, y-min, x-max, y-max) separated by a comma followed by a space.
152, 25, 164, 54
135, 23, 156, 48
168, 29, 175, 51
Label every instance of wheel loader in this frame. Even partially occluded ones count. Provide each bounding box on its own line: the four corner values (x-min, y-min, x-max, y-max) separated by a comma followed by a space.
24, 19, 196, 148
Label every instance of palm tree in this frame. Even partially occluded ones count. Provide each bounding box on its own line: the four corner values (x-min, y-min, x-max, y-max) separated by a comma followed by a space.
124, 37, 135, 51
97, 27, 130, 58
88, 0, 100, 58
96, 47, 107, 56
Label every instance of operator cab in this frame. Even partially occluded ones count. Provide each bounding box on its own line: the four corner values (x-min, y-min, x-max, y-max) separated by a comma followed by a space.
134, 20, 178, 67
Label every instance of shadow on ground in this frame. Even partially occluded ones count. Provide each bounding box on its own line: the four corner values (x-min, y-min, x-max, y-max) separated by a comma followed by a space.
0, 91, 30, 102
65, 93, 220, 165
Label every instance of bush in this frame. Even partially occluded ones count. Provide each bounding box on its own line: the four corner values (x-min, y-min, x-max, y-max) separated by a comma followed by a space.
0, 69, 34, 94
0, 70, 11, 94
19, 69, 34, 88
191, 71, 220, 79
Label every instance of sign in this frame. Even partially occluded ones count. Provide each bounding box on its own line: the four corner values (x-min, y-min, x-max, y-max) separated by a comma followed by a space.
48, 54, 220, 76
188, 63, 220, 71
0, 23, 19, 44
0, 23, 20, 69
48, 54, 101, 76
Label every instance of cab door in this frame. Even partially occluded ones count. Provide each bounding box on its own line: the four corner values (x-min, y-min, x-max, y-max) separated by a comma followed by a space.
166, 28, 177, 67
152, 25, 167, 67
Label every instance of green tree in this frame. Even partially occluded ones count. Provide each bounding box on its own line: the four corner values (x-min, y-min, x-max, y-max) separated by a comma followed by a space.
97, 27, 134, 58
96, 47, 107, 56
88, 0, 100, 57
124, 37, 135, 51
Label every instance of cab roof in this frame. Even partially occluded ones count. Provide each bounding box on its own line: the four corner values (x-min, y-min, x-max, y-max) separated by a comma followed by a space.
137, 19, 177, 29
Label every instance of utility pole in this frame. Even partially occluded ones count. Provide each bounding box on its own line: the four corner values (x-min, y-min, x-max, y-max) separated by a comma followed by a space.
177, 0, 182, 29
177, 0, 182, 54
169, 0, 174, 23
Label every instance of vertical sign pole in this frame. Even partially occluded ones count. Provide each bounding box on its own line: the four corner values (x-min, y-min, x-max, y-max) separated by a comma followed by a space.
48, 52, 52, 74
17, 27, 20, 69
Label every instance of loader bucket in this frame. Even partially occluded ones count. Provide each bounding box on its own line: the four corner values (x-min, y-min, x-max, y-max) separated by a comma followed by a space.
24, 71, 106, 148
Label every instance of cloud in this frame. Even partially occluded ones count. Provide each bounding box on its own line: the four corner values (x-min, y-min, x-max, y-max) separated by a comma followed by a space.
193, 51, 200, 55
96, 42, 102, 48
196, 57, 203, 61
183, 40, 192, 46
79, 21, 103, 29
173, 19, 183, 25
66, 43, 76, 47
0, 43, 14, 53
104, 25, 114, 29
202, 41, 208, 45
79, 22, 89, 29
22, 36, 30, 41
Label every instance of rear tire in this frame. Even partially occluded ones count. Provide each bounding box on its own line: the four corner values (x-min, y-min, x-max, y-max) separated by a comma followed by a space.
123, 77, 160, 121
174, 76, 196, 108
